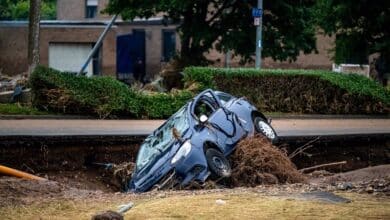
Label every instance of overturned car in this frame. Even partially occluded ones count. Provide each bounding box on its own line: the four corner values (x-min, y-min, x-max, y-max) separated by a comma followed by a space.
129, 89, 277, 192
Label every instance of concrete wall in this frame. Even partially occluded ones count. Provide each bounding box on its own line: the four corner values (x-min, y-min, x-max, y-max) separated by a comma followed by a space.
263, 34, 334, 70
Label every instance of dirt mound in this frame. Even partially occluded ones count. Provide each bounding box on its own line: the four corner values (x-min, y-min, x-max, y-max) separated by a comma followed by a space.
320, 164, 390, 183
229, 136, 306, 187
309, 165, 390, 195
0, 177, 64, 206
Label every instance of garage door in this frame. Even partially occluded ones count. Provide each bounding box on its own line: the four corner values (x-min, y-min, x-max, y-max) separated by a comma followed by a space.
49, 43, 93, 76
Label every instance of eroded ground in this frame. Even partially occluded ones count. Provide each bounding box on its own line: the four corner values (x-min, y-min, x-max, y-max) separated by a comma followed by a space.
0, 165, 389, 219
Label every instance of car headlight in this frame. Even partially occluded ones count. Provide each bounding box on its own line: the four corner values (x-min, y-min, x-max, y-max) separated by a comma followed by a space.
171, 140, 192, 164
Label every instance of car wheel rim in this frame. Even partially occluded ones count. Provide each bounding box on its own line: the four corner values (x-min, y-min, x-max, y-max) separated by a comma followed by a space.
212, 156, 226, 170
258, 121, 275, 139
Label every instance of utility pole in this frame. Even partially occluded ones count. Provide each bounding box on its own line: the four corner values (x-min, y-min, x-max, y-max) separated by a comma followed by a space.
255, 0, 263, 69
78, 14, 118, 76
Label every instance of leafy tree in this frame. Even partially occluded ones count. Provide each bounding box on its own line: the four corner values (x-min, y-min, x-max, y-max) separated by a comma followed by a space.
315, 0, 390, 65
105, 0, 317, 66
0, 0, 56, 20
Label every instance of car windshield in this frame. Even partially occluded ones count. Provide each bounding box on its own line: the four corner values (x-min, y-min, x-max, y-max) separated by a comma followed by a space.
135, 106, 189, 172
216, 92, 233, 105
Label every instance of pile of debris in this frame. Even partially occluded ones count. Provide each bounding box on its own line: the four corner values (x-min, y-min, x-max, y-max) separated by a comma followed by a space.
0, 72, 29, 103
0, 72, 27, 93
228, 136, 306, 187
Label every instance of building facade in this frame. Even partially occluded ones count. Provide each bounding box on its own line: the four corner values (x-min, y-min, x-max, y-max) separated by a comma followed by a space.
0, 0, 334, 80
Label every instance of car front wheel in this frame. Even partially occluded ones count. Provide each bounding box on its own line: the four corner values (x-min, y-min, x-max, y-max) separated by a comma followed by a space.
205, 148, 232, 179
254, 117, 278, 142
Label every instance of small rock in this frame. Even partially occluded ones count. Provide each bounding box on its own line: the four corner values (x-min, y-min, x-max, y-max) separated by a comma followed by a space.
336, 182, 353, 190
117, 202, 134, 214
365, 186, 374, 193
216, 199, 226, 205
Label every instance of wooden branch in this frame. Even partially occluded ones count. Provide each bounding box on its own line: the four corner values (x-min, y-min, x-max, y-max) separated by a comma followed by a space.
206, 0, 234, 24
299, 161, 347, 173
289, 136, 320, 159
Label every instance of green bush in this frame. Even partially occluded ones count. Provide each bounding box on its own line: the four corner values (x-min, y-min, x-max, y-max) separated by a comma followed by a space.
30, 66, 191, 118
183, 67, 390, 114
140, 91, 193, 119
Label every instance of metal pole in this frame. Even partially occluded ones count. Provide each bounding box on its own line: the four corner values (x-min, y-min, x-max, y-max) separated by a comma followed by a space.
225, 50, 231, 68
78, 14, 118, 76
255, 0, 263, 69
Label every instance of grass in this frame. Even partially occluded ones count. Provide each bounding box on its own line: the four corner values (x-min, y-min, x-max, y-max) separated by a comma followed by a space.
0, 103, 48, 115
0, 192, 389, 219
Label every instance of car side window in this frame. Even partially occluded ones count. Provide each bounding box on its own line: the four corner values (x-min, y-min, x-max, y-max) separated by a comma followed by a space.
194, 100, 215, 119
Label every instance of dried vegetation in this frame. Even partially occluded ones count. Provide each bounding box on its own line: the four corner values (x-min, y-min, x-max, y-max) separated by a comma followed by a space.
228, 136, 306, 186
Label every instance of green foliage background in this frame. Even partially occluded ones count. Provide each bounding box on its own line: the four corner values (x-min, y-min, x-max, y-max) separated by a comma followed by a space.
105, 0, 317, 65
0, 0, 56, 20
314, 0, 390, 64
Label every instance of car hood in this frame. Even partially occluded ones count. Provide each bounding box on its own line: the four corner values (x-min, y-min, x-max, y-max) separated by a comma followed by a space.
130, 130, 193, 192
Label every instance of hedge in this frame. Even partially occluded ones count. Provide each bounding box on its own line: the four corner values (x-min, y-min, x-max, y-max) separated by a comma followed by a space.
30, 66, 192, 118
183, 67, 389, 114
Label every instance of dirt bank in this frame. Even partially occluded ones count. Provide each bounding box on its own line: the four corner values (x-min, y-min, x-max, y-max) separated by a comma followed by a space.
1, 164, 389, 209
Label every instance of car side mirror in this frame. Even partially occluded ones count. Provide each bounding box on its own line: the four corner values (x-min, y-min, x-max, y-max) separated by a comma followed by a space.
199, 115, 208, 124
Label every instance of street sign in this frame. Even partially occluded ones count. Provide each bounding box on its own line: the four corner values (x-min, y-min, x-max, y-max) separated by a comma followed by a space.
254, 17, 260, 26
252, 8, 263, 17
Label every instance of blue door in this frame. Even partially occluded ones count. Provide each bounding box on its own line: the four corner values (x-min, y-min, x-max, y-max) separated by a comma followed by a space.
116, 30, 145, 82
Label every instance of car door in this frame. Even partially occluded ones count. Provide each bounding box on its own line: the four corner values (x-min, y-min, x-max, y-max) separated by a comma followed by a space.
191, 90, 246, 154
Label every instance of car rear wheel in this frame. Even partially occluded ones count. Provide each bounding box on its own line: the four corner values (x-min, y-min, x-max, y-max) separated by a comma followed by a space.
254, 117, 278, 142
205, 148, 231, 179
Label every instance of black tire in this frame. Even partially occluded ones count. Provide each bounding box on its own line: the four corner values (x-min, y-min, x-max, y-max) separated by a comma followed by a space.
205, 148, 231, 179
254, 117, 278, 143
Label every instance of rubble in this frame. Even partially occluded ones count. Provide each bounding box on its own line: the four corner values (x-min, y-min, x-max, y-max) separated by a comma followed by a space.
0, 72, 28, 93
99, 162, 135, 191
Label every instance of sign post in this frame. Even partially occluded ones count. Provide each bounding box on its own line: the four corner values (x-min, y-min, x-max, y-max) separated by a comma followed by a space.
252, 1, 263, 69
